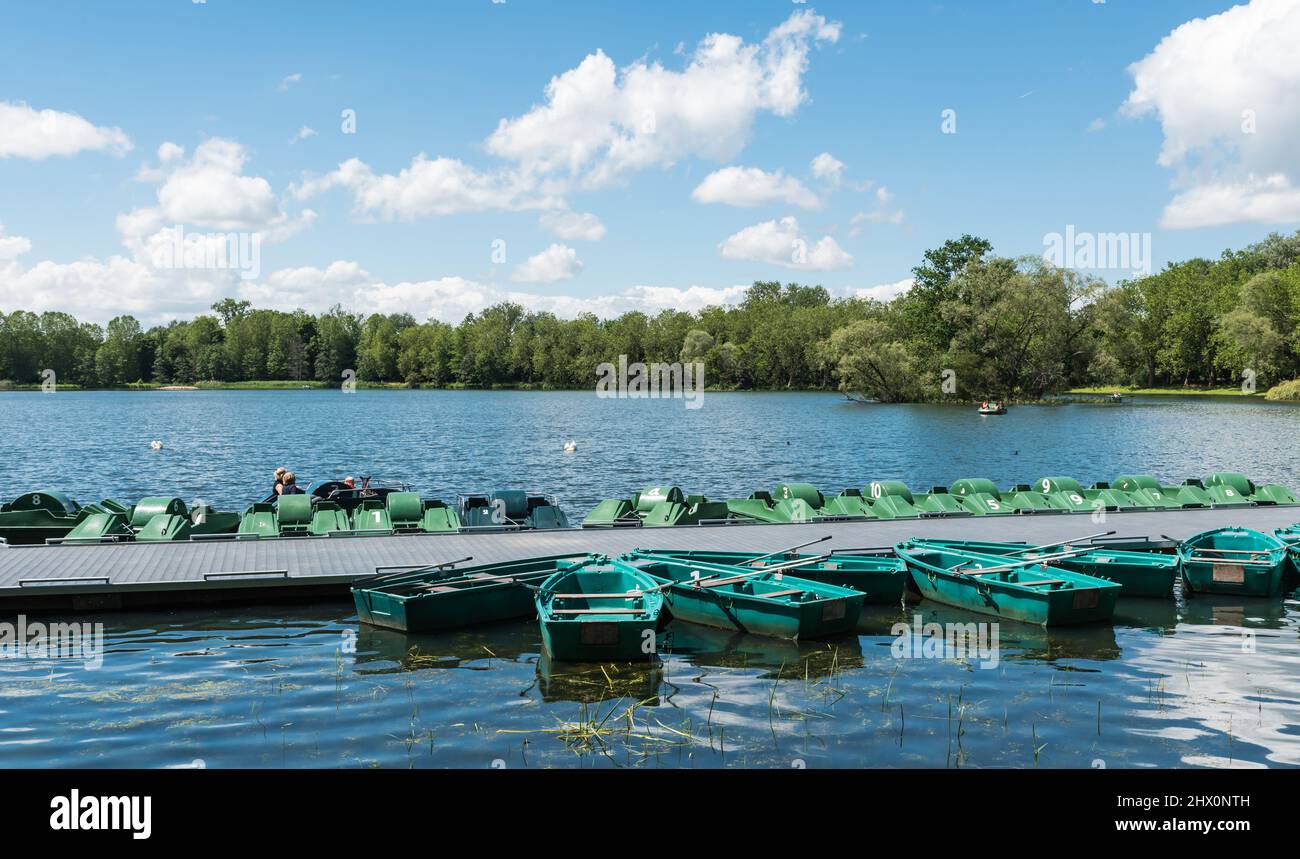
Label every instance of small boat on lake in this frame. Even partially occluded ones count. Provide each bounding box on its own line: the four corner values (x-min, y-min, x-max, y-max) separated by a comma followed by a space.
536, 561, 665, 661
620, 550, 864, 640
911, 535, 1178, 598
894, 539, 1121, 625
1178, 527, 1288, 597
352, 554, 582, 632
977, 401, 1006, 415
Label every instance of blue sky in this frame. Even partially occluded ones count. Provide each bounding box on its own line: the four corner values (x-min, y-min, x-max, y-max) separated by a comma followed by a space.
2, 0, 1298, 324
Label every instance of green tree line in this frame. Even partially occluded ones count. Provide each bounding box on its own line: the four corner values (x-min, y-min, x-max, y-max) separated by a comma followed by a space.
3, 231, 1300, 399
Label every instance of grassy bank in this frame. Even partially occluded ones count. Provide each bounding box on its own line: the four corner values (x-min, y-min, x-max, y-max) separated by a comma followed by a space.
1067, 386, 1262, 397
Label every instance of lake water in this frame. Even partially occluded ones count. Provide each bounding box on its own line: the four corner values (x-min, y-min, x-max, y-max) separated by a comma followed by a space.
1, 390, 1298, 768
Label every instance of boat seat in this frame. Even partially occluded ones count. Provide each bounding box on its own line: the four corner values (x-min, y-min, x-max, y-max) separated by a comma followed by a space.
417, 585, 460, 593
696, 573, 757, 588
550, 592, 645, 599
466, 572, 521, 582
490, 490, 530, 520
634, 485, 684, 513
130, 497, 187, 530
529, 506, 567, 529
277, 494, 313, 528
758, 588, 807, 599
1019, 579, 1068, 587
550, 608, 644, 615
386, 491, 424, 529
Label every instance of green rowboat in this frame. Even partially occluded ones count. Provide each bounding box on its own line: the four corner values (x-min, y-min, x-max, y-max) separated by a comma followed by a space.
352, 554, 583, 632
1274, 524, 1300, 576
634, 547, 907, 604
894, 540, 1121, 625
1178, 527, 1288, 597
909, 536, 1178, 598
621, 551, 864, 640
536, 562, 665, 661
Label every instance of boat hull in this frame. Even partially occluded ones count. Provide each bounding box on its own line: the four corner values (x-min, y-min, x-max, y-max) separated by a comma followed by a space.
352, 556, 573, 632
1178, 527, 1288, 597
637, 549, 907, 604
913, 538, 1178, 598
659, 581, 862, 639
896, 543, 1120, 626
1181, 559, 1284, 597
535, 564, 663, 662
539, 617, 657, 662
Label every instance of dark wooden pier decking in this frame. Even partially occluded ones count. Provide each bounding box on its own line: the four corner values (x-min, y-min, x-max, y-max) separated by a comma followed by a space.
2, 505, 1297, 611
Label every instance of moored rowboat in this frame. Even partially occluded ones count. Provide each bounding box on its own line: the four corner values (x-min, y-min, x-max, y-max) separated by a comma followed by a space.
352, 554, 582, 632
536, 560, 665, 661
620, 550, 864, 640
909, 535, 1178, 598
636, 546, 907, 604
1178, 527, 1288, 597
893, 540, 1121, 625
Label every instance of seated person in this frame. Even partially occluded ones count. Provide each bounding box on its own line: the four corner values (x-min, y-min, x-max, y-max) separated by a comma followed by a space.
280, 471, 306, 495
273, 466, 287, 495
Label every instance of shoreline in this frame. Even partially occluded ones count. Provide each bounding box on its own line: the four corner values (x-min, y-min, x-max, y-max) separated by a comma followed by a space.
0, 381, 1286, 402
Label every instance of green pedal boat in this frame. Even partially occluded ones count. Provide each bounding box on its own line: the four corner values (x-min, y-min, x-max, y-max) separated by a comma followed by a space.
619, 550, 864, 640
352, 554, 584, 632
635, 544, 907, 604
536, 562, 665, 662
909, 534, 1178, 598
894, 540, 1121, 625
1178, 527, 1289, 597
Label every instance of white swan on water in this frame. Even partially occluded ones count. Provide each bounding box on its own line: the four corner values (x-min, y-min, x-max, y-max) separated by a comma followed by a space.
563, 440, 577, 453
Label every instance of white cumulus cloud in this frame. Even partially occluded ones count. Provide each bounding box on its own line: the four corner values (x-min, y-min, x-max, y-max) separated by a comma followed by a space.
691, 166, 821, 209
485, 9, 839, 187
718, 216, 852, 271
1123, 0, 1300, 228
810, 152, 845, 185
0, 225, 32, 260
0, 101, 132, 160
511, 243, 584, 283
849, 278, 913, 302
293, 155, 560, 219
539, 209, 607, 241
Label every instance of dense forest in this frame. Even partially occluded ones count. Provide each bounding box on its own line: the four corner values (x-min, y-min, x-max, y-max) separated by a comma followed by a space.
3, 231, 1300, 400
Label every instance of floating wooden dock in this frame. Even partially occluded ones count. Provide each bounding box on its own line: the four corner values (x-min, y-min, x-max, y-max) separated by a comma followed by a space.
1, 506, 1297, 612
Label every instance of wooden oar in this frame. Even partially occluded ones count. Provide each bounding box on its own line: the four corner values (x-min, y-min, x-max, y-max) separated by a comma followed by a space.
828, 545, 895, 556
361, 555, 474, 585
914, 531, 1115, 558
691, 553, 833, 588
631, 551, 830, 588
950, 547, 1097, 576
1185, 547, 1276, 555
1018, 530, 1115, 552
745, 534, 832, 564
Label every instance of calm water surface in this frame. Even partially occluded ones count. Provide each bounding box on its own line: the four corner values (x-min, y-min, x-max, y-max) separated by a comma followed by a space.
1, 390, 1298, 768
